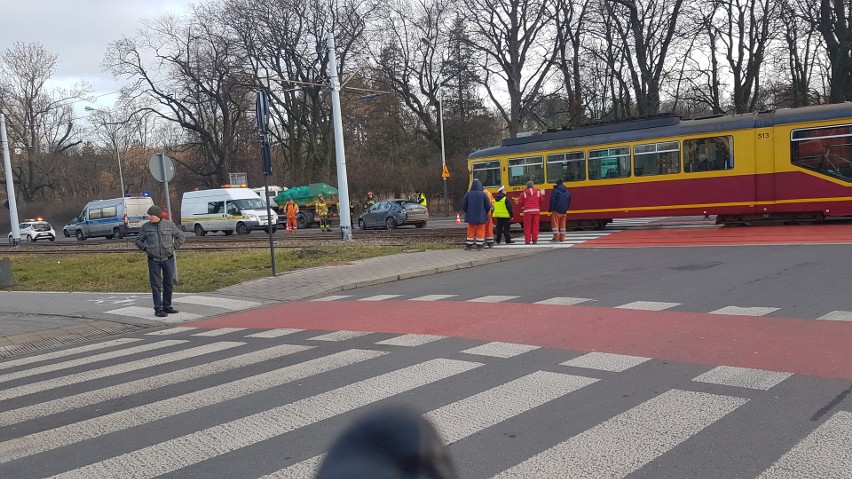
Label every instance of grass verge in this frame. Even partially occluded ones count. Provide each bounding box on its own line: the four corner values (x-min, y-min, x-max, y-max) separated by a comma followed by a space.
2, 244, 451, 293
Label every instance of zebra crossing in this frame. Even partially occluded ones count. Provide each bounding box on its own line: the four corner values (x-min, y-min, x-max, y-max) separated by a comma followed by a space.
310, 293, 852, 322
0, 327, 847, 478
497, 217, 665, 248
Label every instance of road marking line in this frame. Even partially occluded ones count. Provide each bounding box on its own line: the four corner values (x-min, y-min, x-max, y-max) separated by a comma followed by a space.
0, 341, 237, 402
467, 295, 518, 303
357, 294, 401, 301
615, 301, 680, 311
105, 306, 204, 322
375, 334, 444, 346
561, 352, 651, 372
192, 328, 246, 337
757, 411, 852, 478
409, 294, 457, 301
146, 327, 198, 335
534, 297, 591, 305
0, 349, 385, 464
710, 306, 780, 316
492, 389, 747, 478
49, 359, 482, 479
309, 295, 352, 302
172, 295, 260, 310
0, 340, 186, 386
692, 366, 792, 390
307, 331, 371, 341
0, 344, 312, 429
462, 342, 539, 358
0, 338, 141, 370
818, 310, 852, 321
272, 371, 598, 478
427, 371, 598, 444
245, 329, 304, 338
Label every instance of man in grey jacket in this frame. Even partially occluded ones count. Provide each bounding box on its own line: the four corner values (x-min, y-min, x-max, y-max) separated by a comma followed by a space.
135, 205, 185, 317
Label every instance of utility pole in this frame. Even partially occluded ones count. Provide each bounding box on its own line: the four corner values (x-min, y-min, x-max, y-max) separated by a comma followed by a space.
1, 113, 21, 246
327, 33, 353, 241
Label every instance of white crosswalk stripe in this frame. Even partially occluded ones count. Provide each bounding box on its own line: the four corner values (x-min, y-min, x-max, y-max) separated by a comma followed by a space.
0, 338, 141, 370
0, 330, 843, 478
492, 389, 748, 478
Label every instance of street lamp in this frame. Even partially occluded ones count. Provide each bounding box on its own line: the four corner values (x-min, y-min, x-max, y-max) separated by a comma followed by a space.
85, 106, 126, 197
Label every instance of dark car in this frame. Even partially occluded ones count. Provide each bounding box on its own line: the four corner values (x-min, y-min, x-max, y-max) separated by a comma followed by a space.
358, 199, 429, 230
63, 217, 81, 237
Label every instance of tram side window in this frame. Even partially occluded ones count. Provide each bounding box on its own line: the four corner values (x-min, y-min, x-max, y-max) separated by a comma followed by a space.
588, 147, 630, 180
684, 136, 733, 173
634, 141, 680, 176
508, 156, 544, 186
546, 152, 586, 182
791, 125, 852, 182
471, 160, 502, 188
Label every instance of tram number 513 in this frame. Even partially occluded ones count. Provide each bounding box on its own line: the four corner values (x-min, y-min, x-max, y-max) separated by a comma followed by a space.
757, 132, 770, 140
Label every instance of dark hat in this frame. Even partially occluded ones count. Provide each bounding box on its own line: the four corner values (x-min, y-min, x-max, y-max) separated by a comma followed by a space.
147, 205, 162, 217
554, 179, 564, 186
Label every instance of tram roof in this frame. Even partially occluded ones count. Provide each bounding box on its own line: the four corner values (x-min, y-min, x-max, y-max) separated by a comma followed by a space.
468, 102, 852, 159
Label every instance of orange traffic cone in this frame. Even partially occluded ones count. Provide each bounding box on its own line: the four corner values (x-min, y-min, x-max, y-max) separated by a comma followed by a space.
456, 213, 462, 224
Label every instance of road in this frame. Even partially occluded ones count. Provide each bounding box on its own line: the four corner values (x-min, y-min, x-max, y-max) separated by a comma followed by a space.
1, 221, 851, 477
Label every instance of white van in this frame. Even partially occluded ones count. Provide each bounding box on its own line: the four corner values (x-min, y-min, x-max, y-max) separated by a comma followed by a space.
74, 196, 154, 241
180, 187, 278, 236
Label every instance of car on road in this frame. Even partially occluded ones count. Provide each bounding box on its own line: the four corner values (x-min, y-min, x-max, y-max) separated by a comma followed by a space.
8, 219, 56, 243
358, 199, 429, 230
63, 217, 81, 237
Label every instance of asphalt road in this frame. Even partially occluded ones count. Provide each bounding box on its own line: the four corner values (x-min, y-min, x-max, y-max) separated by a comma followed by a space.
1, 227, 851, 477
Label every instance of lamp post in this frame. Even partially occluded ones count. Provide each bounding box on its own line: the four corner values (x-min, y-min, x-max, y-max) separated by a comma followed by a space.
85, 106, 126, 197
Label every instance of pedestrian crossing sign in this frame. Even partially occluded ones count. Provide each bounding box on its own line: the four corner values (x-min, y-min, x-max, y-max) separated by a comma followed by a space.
442, 165, 450, 178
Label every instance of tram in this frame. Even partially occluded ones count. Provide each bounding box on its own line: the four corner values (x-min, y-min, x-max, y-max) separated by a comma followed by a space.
467, 103, 852, 228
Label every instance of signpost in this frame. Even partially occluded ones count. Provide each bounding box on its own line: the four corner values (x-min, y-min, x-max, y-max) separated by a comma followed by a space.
149, 153, 179, 281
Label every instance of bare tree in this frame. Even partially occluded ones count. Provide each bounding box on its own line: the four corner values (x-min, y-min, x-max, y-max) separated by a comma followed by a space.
0, 42, 87, 203
460, 0, 560, 137
603, 0, 686, 116
228, 0, 378, 186
553, 0, 593, 126
104, 4, 253, 187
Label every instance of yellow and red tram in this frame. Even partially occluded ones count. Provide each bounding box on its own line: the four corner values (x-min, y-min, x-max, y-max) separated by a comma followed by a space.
467, 103, 852, 228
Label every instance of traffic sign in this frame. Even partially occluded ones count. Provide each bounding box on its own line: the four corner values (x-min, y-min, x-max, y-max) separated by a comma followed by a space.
442, 165, 450, 178
149, 154, 176, 183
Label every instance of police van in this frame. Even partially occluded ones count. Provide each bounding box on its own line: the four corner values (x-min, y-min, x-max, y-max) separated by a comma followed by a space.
74, 196, 155, 241
180, 187, 278, 236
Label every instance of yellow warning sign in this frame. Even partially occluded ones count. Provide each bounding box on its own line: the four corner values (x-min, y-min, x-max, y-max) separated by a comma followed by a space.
441, 165, 450, 178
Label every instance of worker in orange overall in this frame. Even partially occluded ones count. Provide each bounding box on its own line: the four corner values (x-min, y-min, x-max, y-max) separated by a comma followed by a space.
483, 188, 495, 248
284, 198, 299, 232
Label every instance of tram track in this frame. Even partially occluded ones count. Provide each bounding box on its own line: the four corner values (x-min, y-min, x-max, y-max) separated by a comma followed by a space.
2, 228, 465, 255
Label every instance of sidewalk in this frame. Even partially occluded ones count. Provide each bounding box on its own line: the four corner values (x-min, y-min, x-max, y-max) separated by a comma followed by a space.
0, 247, 545, 358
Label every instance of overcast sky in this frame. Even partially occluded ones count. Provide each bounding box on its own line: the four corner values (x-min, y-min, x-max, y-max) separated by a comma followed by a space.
2, 0, 193, 107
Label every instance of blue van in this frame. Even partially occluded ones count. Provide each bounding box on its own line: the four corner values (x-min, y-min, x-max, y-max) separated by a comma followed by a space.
74, 196, 154, 240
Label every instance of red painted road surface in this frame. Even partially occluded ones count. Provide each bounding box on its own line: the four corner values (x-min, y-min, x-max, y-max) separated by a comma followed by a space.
189, 301, 852, 380
578, 224, 852, 247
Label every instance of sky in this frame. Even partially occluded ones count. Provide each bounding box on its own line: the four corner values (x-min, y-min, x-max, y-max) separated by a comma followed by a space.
1, 0, 193, 109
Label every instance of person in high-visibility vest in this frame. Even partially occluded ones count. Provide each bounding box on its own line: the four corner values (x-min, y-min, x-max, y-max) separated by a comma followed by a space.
518, 180, 544, 244
416, 191, 427, 207
493, 186, 514, 244
315, 193, 331, 232
284, 198, 299, 232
